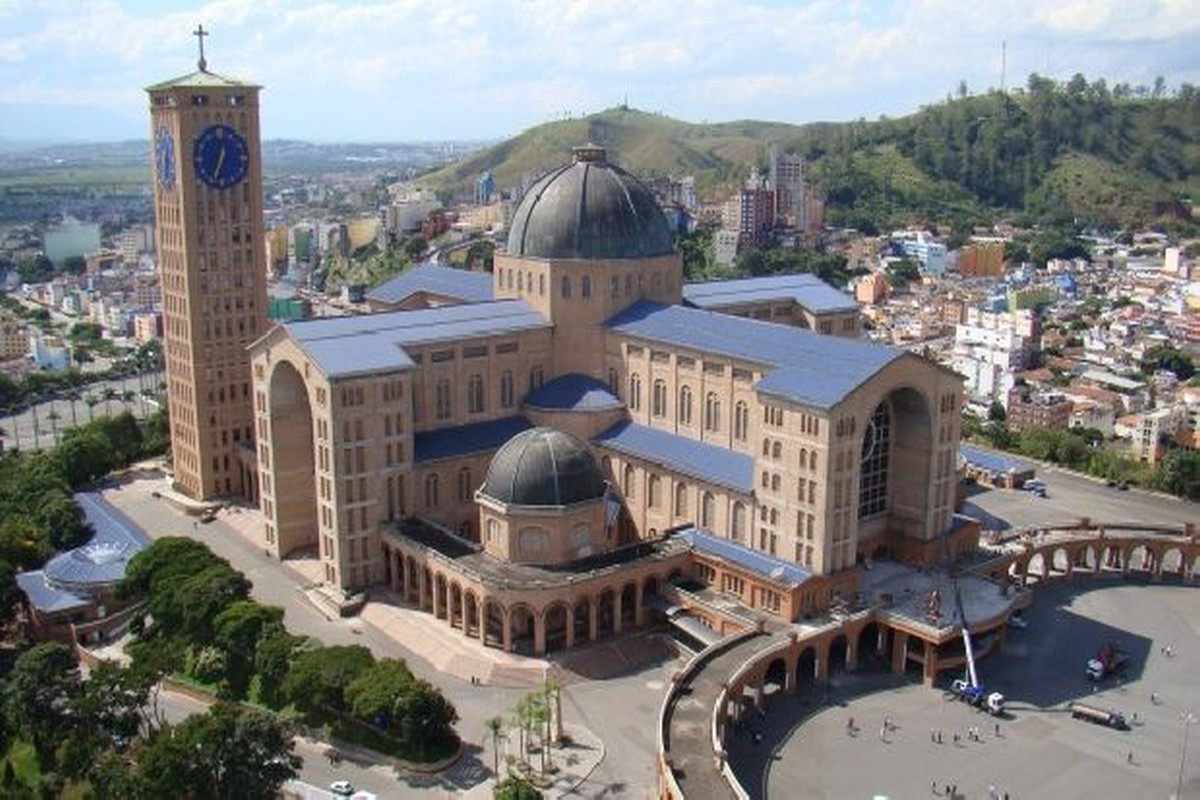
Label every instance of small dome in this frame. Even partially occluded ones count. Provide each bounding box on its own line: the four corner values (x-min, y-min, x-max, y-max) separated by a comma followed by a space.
506, 145, 674, 260
481, 427, 607, 507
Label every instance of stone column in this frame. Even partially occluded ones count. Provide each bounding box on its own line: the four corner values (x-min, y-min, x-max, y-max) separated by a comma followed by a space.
502, 609, 512, 652
589, 598, 598, 641
922, 640, 937, 686
534, 612, 546, 656
613, 590, 623, 635
891, 631, 909, 675
565, 607, 575, 649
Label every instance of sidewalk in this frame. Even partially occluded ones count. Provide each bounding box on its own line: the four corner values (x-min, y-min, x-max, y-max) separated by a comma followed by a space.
460, 723, 605, 800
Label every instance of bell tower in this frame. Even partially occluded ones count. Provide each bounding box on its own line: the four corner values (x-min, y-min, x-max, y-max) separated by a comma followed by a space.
147, 27, 268, 500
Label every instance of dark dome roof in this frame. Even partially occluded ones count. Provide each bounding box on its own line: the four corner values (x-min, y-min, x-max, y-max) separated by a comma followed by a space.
506, 145, 674, 260
481, 427, 607, 507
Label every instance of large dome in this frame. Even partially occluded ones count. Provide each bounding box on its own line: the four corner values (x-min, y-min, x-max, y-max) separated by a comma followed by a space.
481, 427, 608, 507
505, 145, 674, 260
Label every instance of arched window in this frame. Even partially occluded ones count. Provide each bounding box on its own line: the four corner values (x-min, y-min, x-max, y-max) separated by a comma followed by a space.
581, 275, 591, 298
859, 401, 891, 519
529, 366, 544, 390
487, 518, 499, 543
468, 373, 485, 413
424, 474, 439, 508
771, 441, 782, 459
678, 386, 693, 425
500, 370, 514, 408
435, 379, 452, 420
648, 475, 662, 508
674, 483, 688, 516
457, 467, 473, 502
700, 491, 715, 528
762, 439, 771, 456
731, 502, 746, 541
799, 447, 808, 470
704, 393, 721, 432
810, 451, 818, 471
623, 464, 637, 499
771, 474, 781, 492
538, 274, 545, 295
561, 275, 571, 299
652, 379, 667, 417
734, 401, 749, 441
629, 373, 642, 411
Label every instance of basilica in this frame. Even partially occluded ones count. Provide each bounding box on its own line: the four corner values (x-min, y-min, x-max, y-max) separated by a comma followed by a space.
248, 145, 973, 655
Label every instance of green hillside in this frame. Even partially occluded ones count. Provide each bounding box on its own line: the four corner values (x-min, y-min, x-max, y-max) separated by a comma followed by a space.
422, 75, 1200, 233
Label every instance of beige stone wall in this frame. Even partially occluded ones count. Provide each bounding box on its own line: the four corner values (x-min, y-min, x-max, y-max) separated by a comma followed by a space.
478, 498, 609, 565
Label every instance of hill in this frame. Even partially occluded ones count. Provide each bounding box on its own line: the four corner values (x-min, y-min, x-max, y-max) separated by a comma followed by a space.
421, 76, 1200, 233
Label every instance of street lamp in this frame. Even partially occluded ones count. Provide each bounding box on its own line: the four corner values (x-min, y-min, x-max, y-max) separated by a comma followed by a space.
1178, 711, 1196, 800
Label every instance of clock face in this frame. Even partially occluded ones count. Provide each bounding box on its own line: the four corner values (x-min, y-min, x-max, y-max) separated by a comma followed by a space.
154, 125, 175, 189
193, 124, 249, 189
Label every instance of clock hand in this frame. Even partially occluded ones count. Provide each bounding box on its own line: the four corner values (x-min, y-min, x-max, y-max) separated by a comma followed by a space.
215, 144, 226, 176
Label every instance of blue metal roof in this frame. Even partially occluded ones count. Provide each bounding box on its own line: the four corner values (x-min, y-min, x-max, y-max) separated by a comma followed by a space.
683, 274, 859, 314
673, 526, 811, 588
16, 571, 90, 614
41, 493, 150, 588
606, 302, 904, 409
960, 444, 1034, 475
284, 300, 549, 379
366, 263, 494, 306
524, 373, 623, 412
17, 493, 151, 613
592, 420, 755, 494
414, 415, 532, 464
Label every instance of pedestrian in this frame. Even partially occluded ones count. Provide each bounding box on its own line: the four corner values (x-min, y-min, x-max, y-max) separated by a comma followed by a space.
932, 779, 939, 794
994, 722, 1000, 737
1127, 750, 1134, 764
937, 729, 943, 744
945, 784, 952, 797
847, 715, 855, 733
884, 715, 892, 730
953, 731, 960, 745
931, 728, 936, 742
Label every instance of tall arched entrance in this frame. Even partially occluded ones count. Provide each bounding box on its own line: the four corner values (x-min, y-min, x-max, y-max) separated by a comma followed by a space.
267, 361, 317, 556
859, 388, 933, 542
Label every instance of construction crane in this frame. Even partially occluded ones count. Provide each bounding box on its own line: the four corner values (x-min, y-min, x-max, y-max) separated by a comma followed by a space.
949, 578, 1005, 715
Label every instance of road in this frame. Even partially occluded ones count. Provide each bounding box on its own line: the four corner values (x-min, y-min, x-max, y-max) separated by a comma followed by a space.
0, 369, 165, 451
962, 459, 1198, 533
103, 482, 673, 798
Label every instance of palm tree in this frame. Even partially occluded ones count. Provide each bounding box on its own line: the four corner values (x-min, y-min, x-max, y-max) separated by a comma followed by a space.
484, 716, 505, 779
47, 409, 61, 445
85, 395, 100, 422
66, 390, 79, 427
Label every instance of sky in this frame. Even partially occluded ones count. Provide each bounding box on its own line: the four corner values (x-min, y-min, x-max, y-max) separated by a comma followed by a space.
1, 0, 1198, 143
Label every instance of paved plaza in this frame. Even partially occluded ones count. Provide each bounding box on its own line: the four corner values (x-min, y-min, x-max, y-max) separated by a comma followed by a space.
733, 579, 1199, 799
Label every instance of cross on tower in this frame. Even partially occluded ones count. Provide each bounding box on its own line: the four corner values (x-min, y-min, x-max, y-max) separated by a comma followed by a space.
194, 24, 208, 72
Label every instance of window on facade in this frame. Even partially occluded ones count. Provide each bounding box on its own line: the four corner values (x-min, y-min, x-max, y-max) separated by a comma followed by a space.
859, 401, 891, 519
608, 368, 619, 395
458, 467, 472, 502
611, 276, 620, 299
648, 475, 661, 508
623, 465, 637, 499
629, 374, 642, 411
772, 441, 782, 459
468, 373, 485, 413
701, 491, 715, 528
500, 370, 514, 408
581, 275, 591, 298
652, 379, 667, 417
561, 275, 571, 299
679, 386, 693, 425
674, 483, 688, 516
435, 379, 452, 420
704, 393, 721, 432
538, 274, 545, 296
731, 502, 745, 541
529, 366, 544, 391
424, 474, 439, 508
734, 401, 749, 441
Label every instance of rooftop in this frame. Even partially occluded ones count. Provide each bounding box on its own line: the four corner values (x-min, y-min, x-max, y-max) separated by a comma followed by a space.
606, 301, 905, 409
683, 274, 859, 314
673, 526, 811, 588
386, 518, 689, 588
146, 69, 259, 91
365, 263, 494, 306
524, 373, 623, 412
592, 420, 755, 494
960, 444, 1034, 476
414, 415, 532, 464
282, 300, 549, 379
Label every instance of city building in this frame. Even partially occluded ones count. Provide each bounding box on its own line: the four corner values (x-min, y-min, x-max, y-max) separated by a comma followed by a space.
950, 308, 1039, 403
249, 145, 968, 654
147, 40, 269, 499
0, 311, 28, 361
957, 240, 1006, 278
1006, 386, 1073, 430
476, 171, 495, 206
770, 147, 806, 230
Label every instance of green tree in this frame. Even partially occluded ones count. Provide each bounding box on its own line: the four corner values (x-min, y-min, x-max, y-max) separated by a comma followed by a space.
484, 715, 505, 779
3, 642, 79, 767
394, 679, 459, 761
344, 657, 416, 727
280, 644, 375, 716
253, 630, 303, 709
214, 601, 285, 691
494, 775, 544, 799
986, 399, 1007, 422
1140, 345, 1195, 380
1156, 449, 1200, 500
136, 703, 300, 800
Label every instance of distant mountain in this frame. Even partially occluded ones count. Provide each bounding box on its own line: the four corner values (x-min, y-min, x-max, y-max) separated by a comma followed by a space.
422, 78, 1200, 233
